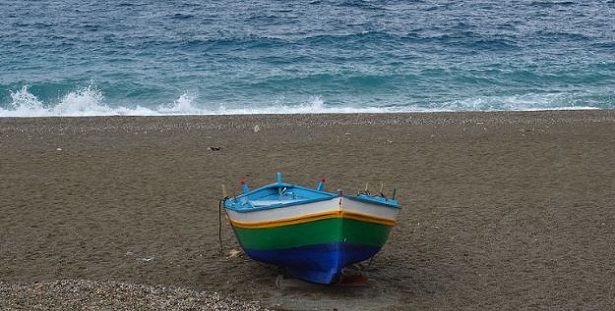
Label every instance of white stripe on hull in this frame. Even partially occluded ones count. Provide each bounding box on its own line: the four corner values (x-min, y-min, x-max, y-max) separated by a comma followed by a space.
343, 197, 401, 220
225, 197, 400, 224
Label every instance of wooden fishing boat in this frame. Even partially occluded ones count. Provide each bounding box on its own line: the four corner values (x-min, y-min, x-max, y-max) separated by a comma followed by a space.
222, 173, 401, 285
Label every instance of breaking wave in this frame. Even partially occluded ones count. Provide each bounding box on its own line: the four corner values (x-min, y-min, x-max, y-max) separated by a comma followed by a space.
0, 85, 601, 118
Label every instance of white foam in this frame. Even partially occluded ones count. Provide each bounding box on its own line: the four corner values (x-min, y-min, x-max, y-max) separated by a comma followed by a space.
0, 87, 601, 118
158, 92, 202, 115
210, 97, 408, 115
52, 86, 109, 116
440, 93, 600, 112
7, 86, 47, 117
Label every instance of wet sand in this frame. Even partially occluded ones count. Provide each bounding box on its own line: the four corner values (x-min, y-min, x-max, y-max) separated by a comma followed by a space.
1, 111, 615, 310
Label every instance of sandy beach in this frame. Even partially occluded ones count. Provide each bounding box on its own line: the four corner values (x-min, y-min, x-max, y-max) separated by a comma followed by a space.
1, 111, 615, 310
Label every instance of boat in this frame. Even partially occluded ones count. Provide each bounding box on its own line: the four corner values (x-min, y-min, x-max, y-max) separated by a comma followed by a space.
222, 173, 402, 285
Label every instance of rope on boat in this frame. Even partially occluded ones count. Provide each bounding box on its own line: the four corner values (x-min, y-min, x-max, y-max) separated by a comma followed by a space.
218, 199, 225, 255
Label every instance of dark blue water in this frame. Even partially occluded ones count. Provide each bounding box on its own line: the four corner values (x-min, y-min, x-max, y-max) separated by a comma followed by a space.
1, 0, 614, 116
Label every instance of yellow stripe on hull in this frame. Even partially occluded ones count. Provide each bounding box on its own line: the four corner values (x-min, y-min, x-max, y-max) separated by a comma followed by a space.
228, 210, 396, 229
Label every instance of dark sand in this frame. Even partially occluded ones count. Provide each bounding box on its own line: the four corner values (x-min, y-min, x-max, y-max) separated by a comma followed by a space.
1, 111, 615, 310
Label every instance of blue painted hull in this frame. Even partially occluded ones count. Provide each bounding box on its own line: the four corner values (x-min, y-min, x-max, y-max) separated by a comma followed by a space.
245, 242, 381, 284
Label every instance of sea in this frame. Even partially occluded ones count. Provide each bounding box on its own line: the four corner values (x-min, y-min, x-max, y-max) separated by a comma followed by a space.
1, 0, 614, 117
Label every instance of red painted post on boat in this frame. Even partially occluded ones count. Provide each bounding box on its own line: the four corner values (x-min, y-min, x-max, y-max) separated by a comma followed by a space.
241, 180, 249, 194
317, 178, 326, 191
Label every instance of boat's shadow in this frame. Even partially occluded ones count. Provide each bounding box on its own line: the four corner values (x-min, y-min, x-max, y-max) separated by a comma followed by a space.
269, 267, 403, 311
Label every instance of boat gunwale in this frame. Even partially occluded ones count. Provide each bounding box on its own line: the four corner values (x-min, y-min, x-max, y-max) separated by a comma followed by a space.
223, 181, 401, 213
347, 194, 401, 208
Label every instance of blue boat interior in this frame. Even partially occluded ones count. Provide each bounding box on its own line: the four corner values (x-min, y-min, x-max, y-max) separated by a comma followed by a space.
224, 173, 400, 212
225, 173, 337, 211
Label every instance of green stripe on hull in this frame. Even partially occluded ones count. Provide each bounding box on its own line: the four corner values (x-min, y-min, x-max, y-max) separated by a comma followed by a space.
232, 218, 393, 250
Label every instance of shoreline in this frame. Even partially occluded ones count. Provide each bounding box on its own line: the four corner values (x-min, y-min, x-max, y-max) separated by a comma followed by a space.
2, 109, 615, 310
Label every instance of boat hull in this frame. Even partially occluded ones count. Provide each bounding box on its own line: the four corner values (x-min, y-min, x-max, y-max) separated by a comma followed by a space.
225, 197, 399, 284
246, 242, 382, 284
